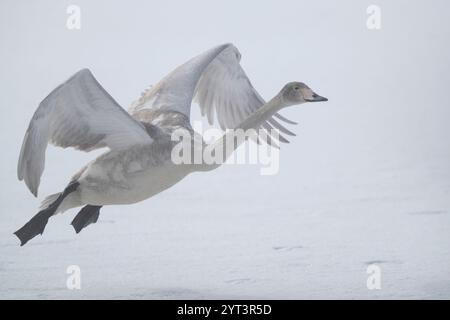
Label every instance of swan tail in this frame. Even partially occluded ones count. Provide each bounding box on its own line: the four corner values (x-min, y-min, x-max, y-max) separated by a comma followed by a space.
39, 192, 61, 210
71, 205, 102, 234
14, 181, 80, 246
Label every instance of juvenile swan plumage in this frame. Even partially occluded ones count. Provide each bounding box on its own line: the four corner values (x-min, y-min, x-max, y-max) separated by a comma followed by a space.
15, 43, 328, 245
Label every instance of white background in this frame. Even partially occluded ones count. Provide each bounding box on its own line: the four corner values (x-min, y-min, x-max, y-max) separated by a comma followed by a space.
0, 0, 449, 298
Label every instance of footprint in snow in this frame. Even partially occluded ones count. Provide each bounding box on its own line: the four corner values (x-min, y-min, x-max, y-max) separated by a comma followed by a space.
273, 245, 303, 252
225, 278, 252, 285
408, 210, 447, 216
364, 260, 402, 266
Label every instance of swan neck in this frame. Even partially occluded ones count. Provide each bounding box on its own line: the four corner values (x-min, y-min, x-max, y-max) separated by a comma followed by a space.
237, 94, 284, 131
191, 93, 285, 172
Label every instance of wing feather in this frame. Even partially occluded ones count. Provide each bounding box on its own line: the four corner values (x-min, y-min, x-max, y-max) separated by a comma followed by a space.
129, 44, 297, 144
193, 45, 296, 142
18, 69, 151, 196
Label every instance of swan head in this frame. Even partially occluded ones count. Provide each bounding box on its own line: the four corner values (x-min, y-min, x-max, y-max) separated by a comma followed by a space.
280, 82, 328, 107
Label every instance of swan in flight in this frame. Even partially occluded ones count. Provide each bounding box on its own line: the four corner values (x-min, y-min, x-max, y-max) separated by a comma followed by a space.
15, 43, 328, 246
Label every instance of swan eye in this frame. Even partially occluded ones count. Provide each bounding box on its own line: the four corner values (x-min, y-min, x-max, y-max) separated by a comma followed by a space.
294, 86, 299, 91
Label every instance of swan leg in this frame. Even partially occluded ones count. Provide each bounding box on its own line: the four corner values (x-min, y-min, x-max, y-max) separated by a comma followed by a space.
14, 181, 80, 246
71, 205, 102, 234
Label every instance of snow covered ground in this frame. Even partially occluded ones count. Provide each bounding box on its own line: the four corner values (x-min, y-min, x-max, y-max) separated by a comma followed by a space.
1, 0, 449, 299
1, 149, 449, 299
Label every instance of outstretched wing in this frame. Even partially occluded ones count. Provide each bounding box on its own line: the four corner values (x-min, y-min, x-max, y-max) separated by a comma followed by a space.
129, 44, 296, 145
18, 69, 152, 196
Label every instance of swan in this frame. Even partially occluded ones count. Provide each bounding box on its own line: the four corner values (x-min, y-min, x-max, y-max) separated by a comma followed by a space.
15, 43, 328, 246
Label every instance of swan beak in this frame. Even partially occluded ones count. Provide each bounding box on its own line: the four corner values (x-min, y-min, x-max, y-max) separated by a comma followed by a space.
306, 93, 328, 102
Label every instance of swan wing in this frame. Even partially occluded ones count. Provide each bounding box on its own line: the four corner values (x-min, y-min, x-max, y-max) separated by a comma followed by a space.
18, 69, 152, 196
129, 44, 296, 143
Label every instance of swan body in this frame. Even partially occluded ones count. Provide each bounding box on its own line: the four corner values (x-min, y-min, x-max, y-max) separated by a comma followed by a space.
14, 43, 328, 245
77, 143, 190, 206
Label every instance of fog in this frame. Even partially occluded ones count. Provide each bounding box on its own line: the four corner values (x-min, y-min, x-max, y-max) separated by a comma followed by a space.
1, 0, 449, 299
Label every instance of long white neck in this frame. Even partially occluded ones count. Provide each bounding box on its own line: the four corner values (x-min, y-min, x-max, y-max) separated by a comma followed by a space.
235, 94, 284, 131
194, 94, 285, 171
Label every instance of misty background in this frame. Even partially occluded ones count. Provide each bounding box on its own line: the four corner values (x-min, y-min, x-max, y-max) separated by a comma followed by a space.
0, 0, 449, 299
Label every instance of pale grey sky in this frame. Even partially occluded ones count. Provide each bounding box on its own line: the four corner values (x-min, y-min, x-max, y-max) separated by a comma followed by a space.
0, 0, 448, 219
1, 0, 449, 209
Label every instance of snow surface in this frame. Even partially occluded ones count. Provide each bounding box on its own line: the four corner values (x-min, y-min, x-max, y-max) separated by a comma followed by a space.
1, 148, 449, 299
